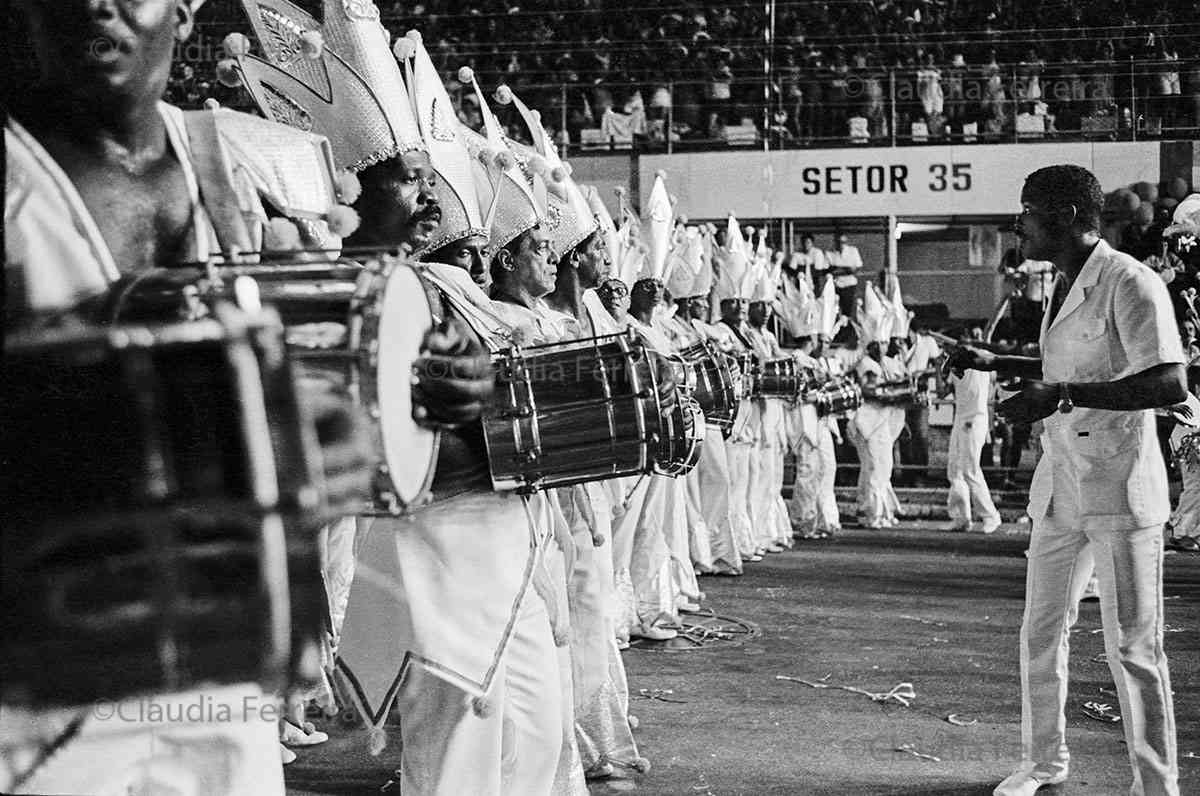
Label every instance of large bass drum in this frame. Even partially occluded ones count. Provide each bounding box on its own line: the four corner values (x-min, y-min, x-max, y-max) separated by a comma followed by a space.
484, 330, 664, 491
109, 255, 440, 515
653, 394, 706, 476
679, 340, 739, 432
1, 310, 319, 705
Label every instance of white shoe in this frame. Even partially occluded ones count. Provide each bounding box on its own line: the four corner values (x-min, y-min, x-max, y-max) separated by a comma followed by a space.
631, 624, 677, 641
980, 518, 1003, 534
678, 600, 702, 613
280, 744, 297, 765
992, 768, 1067, 796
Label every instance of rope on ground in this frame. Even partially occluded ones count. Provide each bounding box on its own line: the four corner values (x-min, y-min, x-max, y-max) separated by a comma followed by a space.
894, 744, 941, 762
945, 714, 977, 726
776, 675, 917, 707
635, 688, 688, 704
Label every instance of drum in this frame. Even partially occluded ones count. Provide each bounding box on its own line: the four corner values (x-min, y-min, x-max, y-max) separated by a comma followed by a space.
679, 341, 739, 431
754, 357, 803, 399
871, 379, 917, 405
484, 330, 664, 491
815, 380, 864, 417
733, 351, 757, 399
1, 311, 321, 705
109, 254, 440, 515
654, 395, 707, 477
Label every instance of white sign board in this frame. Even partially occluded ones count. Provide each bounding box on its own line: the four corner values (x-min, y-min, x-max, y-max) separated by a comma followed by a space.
641, 142, 1162, 219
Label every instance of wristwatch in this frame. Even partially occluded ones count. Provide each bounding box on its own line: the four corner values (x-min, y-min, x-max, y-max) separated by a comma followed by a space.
1057, 382, 1074, 414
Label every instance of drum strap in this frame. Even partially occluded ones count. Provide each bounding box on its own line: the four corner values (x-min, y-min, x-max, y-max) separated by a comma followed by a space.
182, 110, 255, 257
720, 319, 753, 350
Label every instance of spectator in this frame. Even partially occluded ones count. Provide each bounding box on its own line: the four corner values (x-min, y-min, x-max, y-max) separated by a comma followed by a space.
825, 232, 864, 319
917, 52, 944, 131
790, 233, 828, 285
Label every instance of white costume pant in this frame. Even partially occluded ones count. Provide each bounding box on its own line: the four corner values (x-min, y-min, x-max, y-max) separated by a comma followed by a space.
396, 591, 562, 796
683, 456, 716, 573
613, 475, 677, 627
790, 422, 841, 535
1019, 507, 1177, 794
725, 441, 758, 557
849, 405, 903, 528
946, 418, 1000, 526
667, 476, 703, 606
697, 427, 742, 574
1, 685, 283, 796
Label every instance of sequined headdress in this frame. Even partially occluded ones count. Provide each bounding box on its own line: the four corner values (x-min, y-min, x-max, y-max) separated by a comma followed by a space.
456, 69, 542, 258
393, 30, 486, 257
229, 0, 425, 173
499, 87, 598, 259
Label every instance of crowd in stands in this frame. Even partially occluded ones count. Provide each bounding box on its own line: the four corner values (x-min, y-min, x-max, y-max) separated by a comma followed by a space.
168, 0, 1200, 149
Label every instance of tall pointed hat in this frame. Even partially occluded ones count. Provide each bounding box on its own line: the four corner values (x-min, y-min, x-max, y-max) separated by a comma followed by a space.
394, 30, 485, 257
455, 69, 542, 257
817, 273, 840, 338
582, 184, 621, 280
498, 86, 599, 261
861, 282, 893, 343
713, 214, 755, 303
643, 171, 674, 283
883, 271, 911, 338
230, 0, 425, 173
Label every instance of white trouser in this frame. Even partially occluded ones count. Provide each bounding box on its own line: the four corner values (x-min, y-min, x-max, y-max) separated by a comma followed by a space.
725, 441, 757, 557
684, 456, 715, 573
2, 684, 283, 796
849, 411, 900, 527
790, 423, 840, 535
946, 417, 1001, 525
697, 428, 742, 574
396, 590, 562, 796
1019, 508, 1178, 795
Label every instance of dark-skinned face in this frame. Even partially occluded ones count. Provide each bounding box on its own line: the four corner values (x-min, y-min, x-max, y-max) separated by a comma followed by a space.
1016, 191, 1065, 262
23, 0, 191, 101
355, 150, 440, 250
867, 340, 882, 362
687, 296, 709, 321
629, 281, 664, 317
748, 300, 770, 327
720, 298, 747, 324
429, 233, 490, 290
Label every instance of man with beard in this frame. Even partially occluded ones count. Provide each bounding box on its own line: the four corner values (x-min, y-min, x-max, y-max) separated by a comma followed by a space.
2, 1, 487, 793
236, 13, 562, 794
951, 165, 1181, 796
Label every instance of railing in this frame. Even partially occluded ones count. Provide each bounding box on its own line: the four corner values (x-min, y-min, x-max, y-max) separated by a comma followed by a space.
483, 60, 1200, 157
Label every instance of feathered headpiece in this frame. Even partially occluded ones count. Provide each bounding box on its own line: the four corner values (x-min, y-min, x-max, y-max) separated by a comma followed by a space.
712, 214, 755, 303
860, 282, 893, 343
817, 273, 840, 339
882, 271, 911, 338
780, 271, 819, 337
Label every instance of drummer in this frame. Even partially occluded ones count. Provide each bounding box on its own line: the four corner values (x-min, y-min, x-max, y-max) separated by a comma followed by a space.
618, 278, 696, 638
746, 270, 794, 555
237, 20, 563, 794
712, 216, 766, 563
675, 251, 745, 576
500, 82, 647, 783
849, 284, 909, 529
1, 2, 496, 794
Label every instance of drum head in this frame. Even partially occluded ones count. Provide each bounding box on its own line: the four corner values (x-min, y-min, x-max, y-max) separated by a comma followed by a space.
376, 266, 438, 507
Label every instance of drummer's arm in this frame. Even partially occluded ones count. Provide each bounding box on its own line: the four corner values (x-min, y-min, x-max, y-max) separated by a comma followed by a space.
950, 345, 1043, 380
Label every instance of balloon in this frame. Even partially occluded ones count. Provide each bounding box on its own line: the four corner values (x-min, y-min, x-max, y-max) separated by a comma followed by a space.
1134, 181, 1158, 203
1134, 203, 1155, 225
1160, 196, 1179, 211
1169, 177, 1191, 201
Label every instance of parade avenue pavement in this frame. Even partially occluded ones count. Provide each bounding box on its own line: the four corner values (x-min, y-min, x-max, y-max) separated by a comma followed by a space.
285, 523, 1200, 796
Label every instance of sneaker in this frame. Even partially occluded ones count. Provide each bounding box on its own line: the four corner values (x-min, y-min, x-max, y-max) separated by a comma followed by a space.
765, 542, 786, 553
980, 518, 1003, 535
992, 768, 1067, 795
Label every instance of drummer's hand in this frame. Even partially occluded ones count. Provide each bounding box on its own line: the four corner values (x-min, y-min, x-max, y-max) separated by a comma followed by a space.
946, 344, 995, 377
412, 315, 494, 428
996, 379, 1059, 424
299, 378, 374, 519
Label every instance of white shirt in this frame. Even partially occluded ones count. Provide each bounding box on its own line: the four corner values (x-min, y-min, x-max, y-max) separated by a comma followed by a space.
825, 244, 863, 289
1029, 240, 1185, 529
790, 248, 828, 281
952, 369, 992, 422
